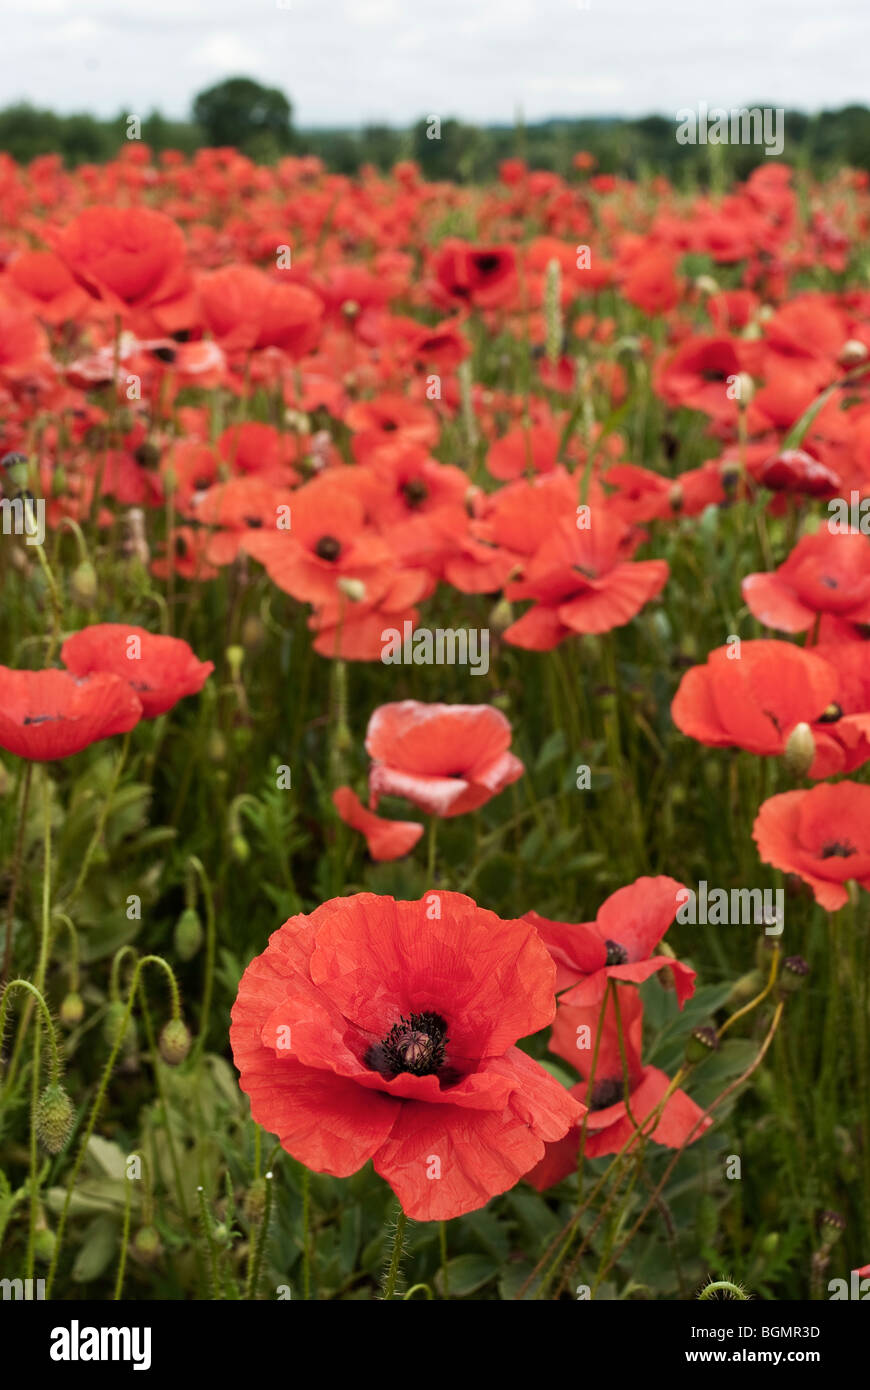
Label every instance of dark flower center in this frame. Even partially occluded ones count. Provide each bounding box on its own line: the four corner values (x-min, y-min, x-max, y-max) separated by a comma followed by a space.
820, 840, 856, 859
244, 516, 263, 528
315, 534, 342, 561
589, 1077, 624, 1110
604, 938, 629, 966
23, 714, 57, 725
365, 1011, 449, 1079
402, 479, 429, 508
820, 574, 838, 589
817, 702, 842, 724
474, 254, 501, 274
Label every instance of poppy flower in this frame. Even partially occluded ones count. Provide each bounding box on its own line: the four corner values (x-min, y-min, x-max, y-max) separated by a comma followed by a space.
61, 624, 213, 718
0, 667, 142, 761
754, 448, 841, 498
742, 531, 870, 633
332, 786, 423, 861
525, 876, 696, 1008
366, 701, 524, 818
52, 206, 194, 334
753, 782, 870, 910
503, 512, 668, 648
431, 240, 518, 310
654, 335, 745, 424
526, 987, 710, 1185
229, 891, 583, 1220
672, 640, 839, 759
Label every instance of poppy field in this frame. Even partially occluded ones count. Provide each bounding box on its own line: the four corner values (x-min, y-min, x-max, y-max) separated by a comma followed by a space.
1, 146, 870, 1304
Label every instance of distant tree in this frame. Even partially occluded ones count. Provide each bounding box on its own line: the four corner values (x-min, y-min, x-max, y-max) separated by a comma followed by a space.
192, 77, 294, 153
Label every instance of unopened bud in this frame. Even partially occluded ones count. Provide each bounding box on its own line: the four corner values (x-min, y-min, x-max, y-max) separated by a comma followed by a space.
337, 576, 367, 603
35, 1083, 74, 1154
838, 339, 868, 369
159, 1018, 191, 1066
784, 722, 815, 778
70, 560, 98, 604
133, 1225, 162, 1264
60, 992, 84, 1027
174, 907, 204, 961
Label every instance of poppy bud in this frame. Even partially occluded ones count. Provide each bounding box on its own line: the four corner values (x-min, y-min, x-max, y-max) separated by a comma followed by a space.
694, 275, 719, 295
1, 451, 29, 489
34, 1224, 56, 1264
241, 615, 265, 650
60, 991, 84, 1027
133, 1225, 162, 1264
70, 560, 98, 605
231, 833, 250, 864
668, 481, 684, 512
732, 372, 755, 405
779, 955, 809, 994
52, 465, 68, 495
159, 1018, 192, 1066
341, 300, 360, 318
784, 722, 815, 778
760, 1232, 779, 1256
226, 645, 244, 679
174, 906, 204, 961
837, 339, 868, 369
243, 1178, 267, 1225
35, 1083, 74, 1154
488, 597, 513, 633
207, 729, 227, 763
337, 576, 367, 603
685, 1025, 719, 1065
103, 1001, 136, 1052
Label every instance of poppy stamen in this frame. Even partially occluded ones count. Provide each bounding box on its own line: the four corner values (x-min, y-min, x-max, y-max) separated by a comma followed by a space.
820, 839, 857, 859
402, 479, 429, 508
604, 939, 629, 966
589, 1078, 623, 1110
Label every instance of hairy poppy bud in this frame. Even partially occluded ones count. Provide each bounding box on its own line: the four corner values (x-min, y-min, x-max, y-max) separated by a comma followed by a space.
174, 907, 204, 961
35, 1083, 74, 1154
685, 1025, 719, 1065
488, 597, 513, 633
231, 833, 250, 864
784, 722, 815, 778
133, 1225, 162, 1264
60, 991, 84, 1027
780, 955, 810, 994
243, 1178, 267, 1225
159, 1018, 192, 1066
70, 560, 98, 605
34, 1225, 56, 1264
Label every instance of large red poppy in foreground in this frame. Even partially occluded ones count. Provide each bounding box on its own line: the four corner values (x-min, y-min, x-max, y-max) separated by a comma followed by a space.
366, 701, 524, 817
61, 624, 213, 718
230, 892, 582, 1220
0, 667, 142, 761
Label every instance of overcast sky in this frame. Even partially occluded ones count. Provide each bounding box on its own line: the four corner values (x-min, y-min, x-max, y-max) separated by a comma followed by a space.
2, 0, 868, 127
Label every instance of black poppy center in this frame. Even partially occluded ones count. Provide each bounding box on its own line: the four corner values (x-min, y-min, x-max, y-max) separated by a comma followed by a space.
244, 516, 263, 529
402, 479, 429, 508
589, 1077, 623, 1110
604, 938, 628, 966
820, 840, 856, 859
365, 1011, 448, 1079
474, 254, 501, 275
818, 702, 842, 724
315, 534, 342, 561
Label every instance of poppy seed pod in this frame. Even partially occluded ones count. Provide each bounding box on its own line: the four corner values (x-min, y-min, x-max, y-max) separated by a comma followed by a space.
780, 955, 810, 994
60, 991, 84, 1027
35, 1083, 74, 1154
818, 1209, 846, 1246
685, 1025, 719, 1065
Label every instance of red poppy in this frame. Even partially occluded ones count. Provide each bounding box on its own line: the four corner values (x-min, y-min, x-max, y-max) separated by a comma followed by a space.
754, 448, 841, 498
526, 987, 710, 1185
0, 667, 142, 761
229, 891, 582, 1220
655, 335, 746, 424
486, 424, 560, 482
753, 782, 870, 910
431, 240, 518, 310
61, 624, 213, 718
525, 876, 696, 1008
52, 206, 194, 334
742, 531, 870, 633
366, 701, 524, 818
6, 249, 91, 325
672, 640, 839, 759
503, 512, 668, 648
332, 787, 423, 861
